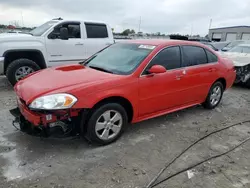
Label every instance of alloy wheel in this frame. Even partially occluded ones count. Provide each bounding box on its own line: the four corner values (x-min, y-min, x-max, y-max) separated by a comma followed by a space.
95, 110, 123, 141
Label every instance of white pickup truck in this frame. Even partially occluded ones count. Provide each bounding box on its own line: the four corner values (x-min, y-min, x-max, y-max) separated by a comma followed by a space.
0, 18, 114, 85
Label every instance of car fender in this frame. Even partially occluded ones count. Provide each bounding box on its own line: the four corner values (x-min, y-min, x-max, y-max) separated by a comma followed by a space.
73, 81, 139, 121
0, 36, 48, 65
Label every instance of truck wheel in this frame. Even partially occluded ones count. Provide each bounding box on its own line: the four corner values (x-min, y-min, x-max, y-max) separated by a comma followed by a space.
246, 78, 250, 88
6, 58, 40, 85
203, 82, 224, 109
85, 103, 128, 145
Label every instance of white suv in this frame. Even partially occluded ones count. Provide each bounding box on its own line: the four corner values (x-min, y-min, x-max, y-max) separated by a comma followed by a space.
0, 18, 114, 85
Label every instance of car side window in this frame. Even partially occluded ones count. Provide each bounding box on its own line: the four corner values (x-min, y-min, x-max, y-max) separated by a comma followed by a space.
182, 46, 207, 67
68, 24, 81, 38
49, 22, 81, 39
205, 49, 218, 63
85, 23, 108, 38
145, 46, 181, 73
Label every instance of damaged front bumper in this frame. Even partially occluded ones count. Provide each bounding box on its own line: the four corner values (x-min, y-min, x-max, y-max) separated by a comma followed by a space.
235, 65, 250, 84
9, 98, 82, 137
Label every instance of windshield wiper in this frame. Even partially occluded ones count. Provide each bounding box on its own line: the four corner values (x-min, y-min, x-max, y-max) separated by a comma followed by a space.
89, 66, 113, 74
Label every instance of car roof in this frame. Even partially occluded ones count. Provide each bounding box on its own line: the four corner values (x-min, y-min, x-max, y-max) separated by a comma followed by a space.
123, 39, 205, 47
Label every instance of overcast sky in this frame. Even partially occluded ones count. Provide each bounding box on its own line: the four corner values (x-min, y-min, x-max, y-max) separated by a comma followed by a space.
0, 0, 249, 36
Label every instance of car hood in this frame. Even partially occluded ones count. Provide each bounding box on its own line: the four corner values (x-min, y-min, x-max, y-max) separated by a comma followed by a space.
219, 52, 250, 66
0, 33, 33, 39
15, 64, 122, 104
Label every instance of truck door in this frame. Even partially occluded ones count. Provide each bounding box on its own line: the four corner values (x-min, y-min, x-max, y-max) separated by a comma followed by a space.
45, 22, 86, 67
83, 23, 114, 58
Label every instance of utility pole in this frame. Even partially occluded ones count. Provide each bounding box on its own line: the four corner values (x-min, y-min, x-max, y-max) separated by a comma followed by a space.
190, 23, 193, 37
138, 16, 141, 33
209, 19, 212, 30
21, 12, 24, 27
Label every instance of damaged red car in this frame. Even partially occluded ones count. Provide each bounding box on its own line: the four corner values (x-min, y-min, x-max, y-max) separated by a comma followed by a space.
10, 40, 236, 145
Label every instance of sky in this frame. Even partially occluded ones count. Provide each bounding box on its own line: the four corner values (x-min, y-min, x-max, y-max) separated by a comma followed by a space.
0, 0, 250, 36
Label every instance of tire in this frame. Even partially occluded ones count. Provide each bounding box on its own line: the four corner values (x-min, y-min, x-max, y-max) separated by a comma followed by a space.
203, 82, 224, 109
6, 58, 40, 86
245, 78, 250, 89
85, 103, 128, 145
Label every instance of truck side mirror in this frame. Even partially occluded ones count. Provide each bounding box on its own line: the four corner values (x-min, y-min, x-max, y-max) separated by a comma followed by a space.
60, 27, 69, 40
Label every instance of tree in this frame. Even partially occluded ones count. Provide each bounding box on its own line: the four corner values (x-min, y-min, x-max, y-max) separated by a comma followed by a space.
121, 29, 131, 36
121, 29, 136, 36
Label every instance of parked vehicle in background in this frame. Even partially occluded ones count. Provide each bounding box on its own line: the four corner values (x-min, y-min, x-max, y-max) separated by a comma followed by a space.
220, 44, 250, 88
188, 38, 211, 42
0, 18, 114, 85
10, 40, 236, 145
221, 40, 245, 51
201, 42, 218, 51
211, 41, 230, 51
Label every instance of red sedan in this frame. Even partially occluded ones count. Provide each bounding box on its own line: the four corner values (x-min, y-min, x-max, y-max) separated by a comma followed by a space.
11, 40, 236, 145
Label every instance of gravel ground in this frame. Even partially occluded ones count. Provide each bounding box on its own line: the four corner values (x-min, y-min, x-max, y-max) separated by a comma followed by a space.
0, 75, 250, 188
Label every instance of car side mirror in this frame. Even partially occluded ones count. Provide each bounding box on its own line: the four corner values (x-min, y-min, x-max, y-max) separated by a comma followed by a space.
148, 65, 166, 74
60, 27, 69, 40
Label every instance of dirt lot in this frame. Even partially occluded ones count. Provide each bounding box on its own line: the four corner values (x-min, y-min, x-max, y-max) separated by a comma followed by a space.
0, 75, 250, 188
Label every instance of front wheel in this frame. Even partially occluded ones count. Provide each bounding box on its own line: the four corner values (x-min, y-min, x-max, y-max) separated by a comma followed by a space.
203, 82, 224, 109
85, 103, 128, 145
6, 58, 40, 86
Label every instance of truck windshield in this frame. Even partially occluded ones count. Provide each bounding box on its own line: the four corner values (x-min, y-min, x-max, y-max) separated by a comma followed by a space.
85, 43, 155, 75
30, 21, 58, 36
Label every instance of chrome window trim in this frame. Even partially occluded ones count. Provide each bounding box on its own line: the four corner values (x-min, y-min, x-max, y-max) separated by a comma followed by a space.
140, 45, 219, 78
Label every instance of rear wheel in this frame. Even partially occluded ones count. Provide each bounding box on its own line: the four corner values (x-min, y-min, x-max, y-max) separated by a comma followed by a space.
6, 58, 40, 85
203, 82, 224, 109
85, 103, 128, 145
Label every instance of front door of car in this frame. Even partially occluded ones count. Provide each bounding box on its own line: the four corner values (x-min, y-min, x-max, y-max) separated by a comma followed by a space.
138, 46, 190, 117
83, 23, 114, 59
45, 22, 86, 67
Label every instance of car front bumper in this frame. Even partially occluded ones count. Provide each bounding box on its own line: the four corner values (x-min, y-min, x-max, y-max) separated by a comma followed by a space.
0, 57, 4, 75
9, 98, 81, 137
11, 97, 80, 126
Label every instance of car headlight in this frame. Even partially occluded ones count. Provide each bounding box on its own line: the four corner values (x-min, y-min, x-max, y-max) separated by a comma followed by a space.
29, 94, 77, 110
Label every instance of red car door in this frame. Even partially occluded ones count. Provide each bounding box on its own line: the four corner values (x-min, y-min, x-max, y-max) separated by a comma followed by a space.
180, 46, 220, 103
138, 46, 190, 117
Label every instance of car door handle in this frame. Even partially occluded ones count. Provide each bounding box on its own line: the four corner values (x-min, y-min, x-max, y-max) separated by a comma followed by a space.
176, 75, 184, 80
75, 43, 84, 46
209, 68, 216, 72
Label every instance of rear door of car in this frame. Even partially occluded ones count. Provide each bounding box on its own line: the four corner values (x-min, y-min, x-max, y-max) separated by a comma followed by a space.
83, 23, 114, 58
180, 45, 219, 103
138, 46, 191, 117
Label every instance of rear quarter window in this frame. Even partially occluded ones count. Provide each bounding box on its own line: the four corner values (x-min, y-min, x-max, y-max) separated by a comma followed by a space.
205, 49, 218, 63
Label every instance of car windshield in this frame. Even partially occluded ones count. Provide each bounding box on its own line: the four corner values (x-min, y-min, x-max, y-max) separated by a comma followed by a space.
225, 41, 244, 48
204, 43, 214, 50
212, 42, 229, 50
30, 21, 58, 36
85, 43, 155, 75
229, 46, 250, 53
